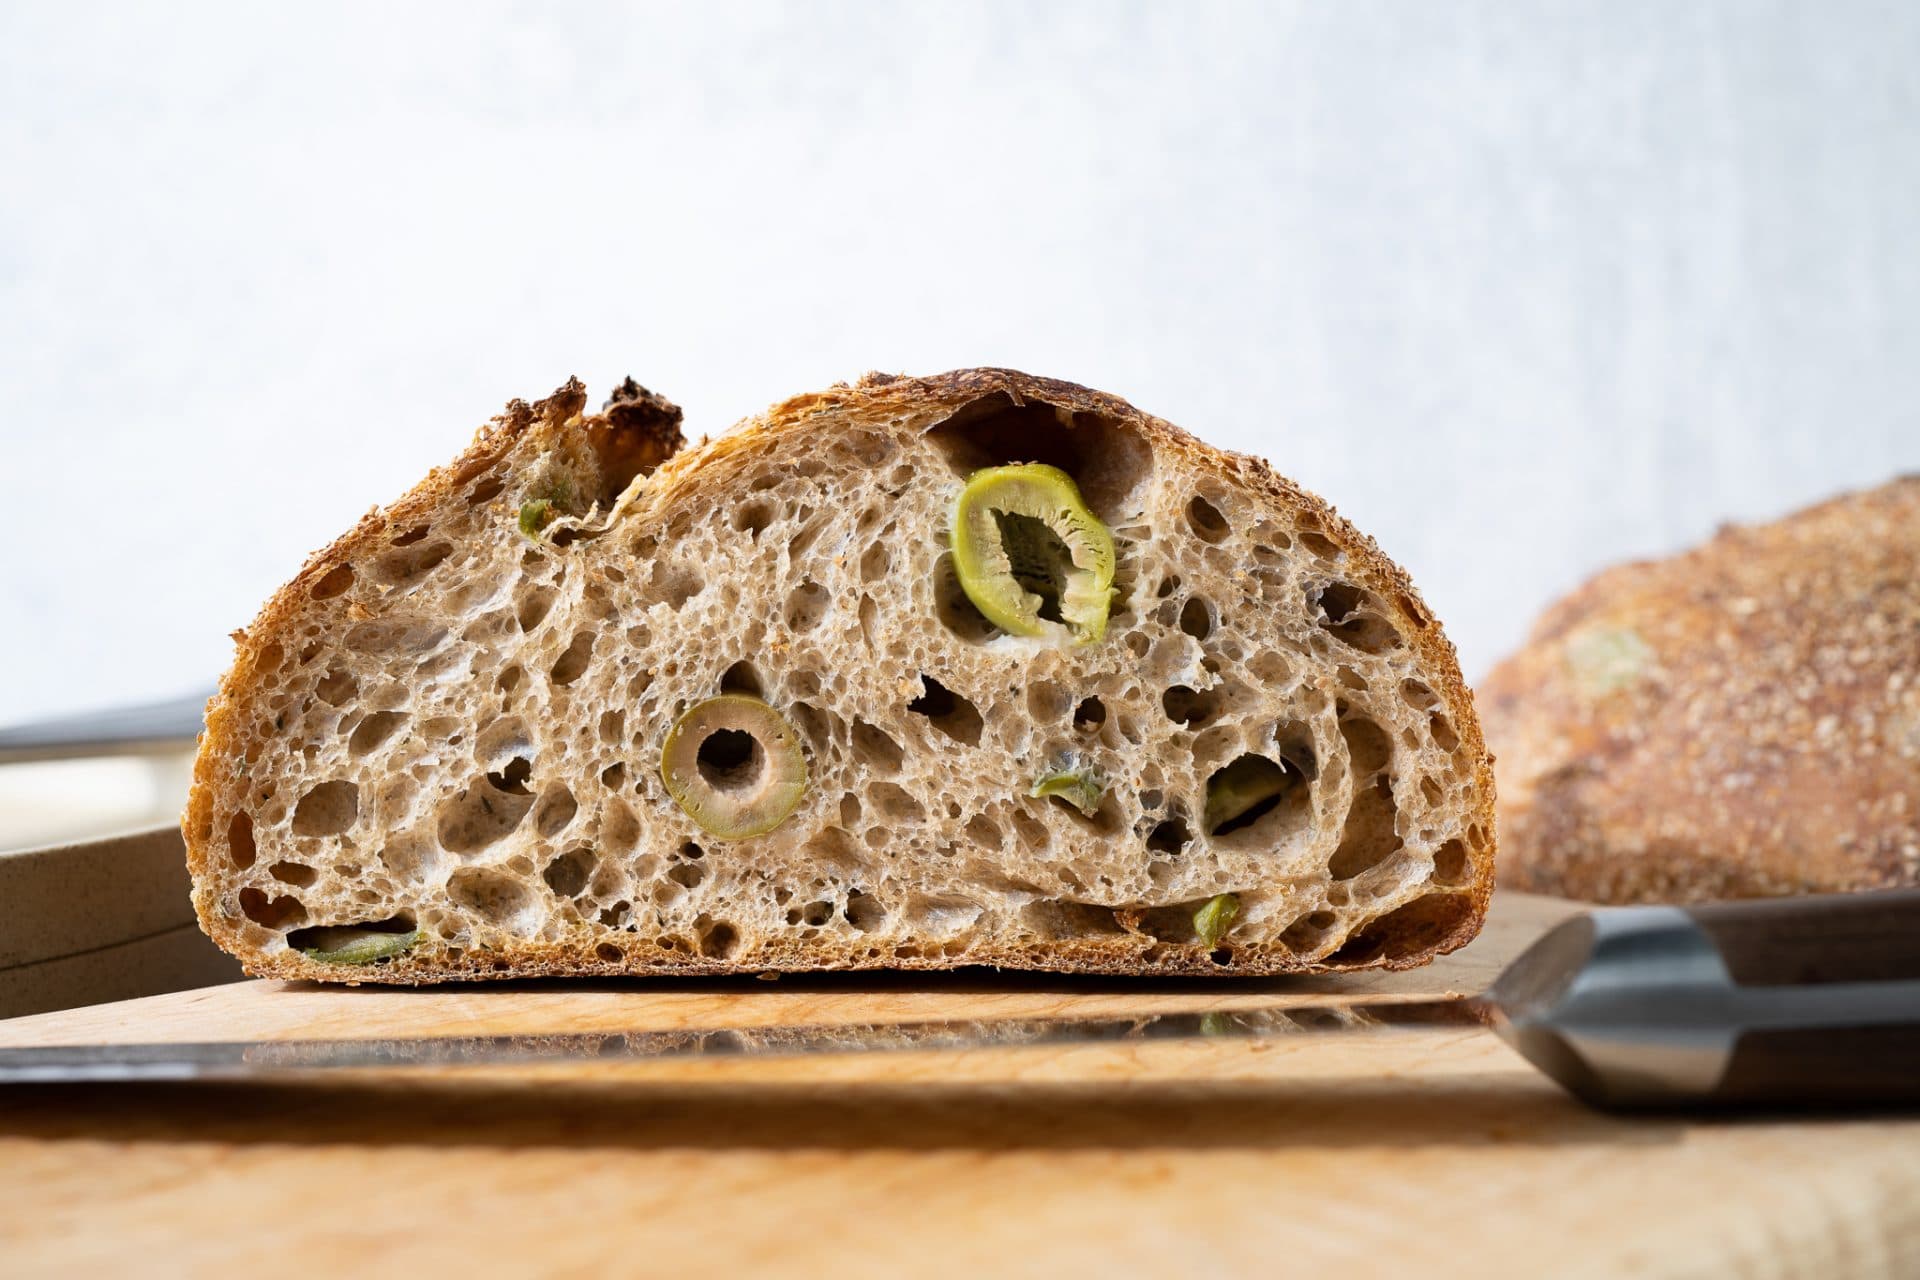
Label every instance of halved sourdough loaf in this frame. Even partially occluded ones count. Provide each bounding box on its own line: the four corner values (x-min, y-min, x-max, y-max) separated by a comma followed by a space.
183, 369, 1496, 980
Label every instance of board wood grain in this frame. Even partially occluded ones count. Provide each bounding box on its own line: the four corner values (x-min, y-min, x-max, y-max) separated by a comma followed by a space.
0, 892, 1913, 1280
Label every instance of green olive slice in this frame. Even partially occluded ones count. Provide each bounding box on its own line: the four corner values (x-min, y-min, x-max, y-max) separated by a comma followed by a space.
1193, 893, 1240, 948
950, 464, 1115, 644
298, 927, 425, 965
518, 498, 556, 540
1199, 1009, 1240, 1036
660, 694, 808, 839
1202, 755, 1292, 835
1029, 762, 1104, 816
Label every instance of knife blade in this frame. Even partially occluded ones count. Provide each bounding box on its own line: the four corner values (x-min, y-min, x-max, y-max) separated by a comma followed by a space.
0, 693, 210, 764
0, 997, 1480, 1084
3, 891, 1916, 1110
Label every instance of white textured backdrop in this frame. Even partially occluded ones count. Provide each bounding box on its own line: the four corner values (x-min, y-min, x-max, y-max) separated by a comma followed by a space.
1, 1, 1915, 723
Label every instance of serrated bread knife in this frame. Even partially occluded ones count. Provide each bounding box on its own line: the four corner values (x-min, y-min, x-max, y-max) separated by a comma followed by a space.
3, 890, 1915, 1110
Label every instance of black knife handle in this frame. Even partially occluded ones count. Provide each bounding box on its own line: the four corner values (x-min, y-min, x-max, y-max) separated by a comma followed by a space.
1689, 890, 1920, 1107
1686, 889, 1920, 987
1715, 1025, 1920, 1105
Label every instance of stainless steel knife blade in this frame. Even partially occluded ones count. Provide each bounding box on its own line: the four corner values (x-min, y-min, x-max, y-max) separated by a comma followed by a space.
0, 997, 1481, 1084
0, 693, 210, 764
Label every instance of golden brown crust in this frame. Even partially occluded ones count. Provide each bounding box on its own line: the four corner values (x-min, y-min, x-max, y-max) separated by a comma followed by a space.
185, 368, 1496, 982
1481, 477, 1920, 904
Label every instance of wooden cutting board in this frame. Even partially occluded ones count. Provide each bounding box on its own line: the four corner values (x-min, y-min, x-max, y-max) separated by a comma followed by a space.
0, 892, 1913, 1279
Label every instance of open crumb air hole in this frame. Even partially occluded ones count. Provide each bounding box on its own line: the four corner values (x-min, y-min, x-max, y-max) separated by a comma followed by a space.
696, 729, 763, 790
270, 861, 317, 887
1161, 685, 1217, 727
239, 887, 307, 930
845, 890, 887, 932
698, 921, 740, 959
551, 632, 595, 685
291, 781, 358, 837
1147, 816, 1191, 855
1318, 582, 1364, 623
924, 392, 1154, 520
515, 584, 557, 632
1204, 751, 1311, 848
732, 500, 773, 537
1340, 714, 1393, 776
534, 786, 578, 837
1326, 894, 1476, 965
852, 720, 905, 772
1298, 528, 1340, 559
1210, 759, 1287, 835
908, 675, 983, 746
449, 868, 539, 929
1186, 496, 1230, 543
485, 757, 532, 796
372, 540, 452, 586
310, 563, 356, 599
348, 711, 407, 757
439, 774, 535, 854
993, 512, 1072, 624
286, 916, 415, 952
542, 848, 595, 898
1329, 776, 1402, 880
227, 811, 256, 869
932, 553, 997, 643
1313, 581, 1403, 655
785, 579, 830, 632
1281, 911, 1337, 953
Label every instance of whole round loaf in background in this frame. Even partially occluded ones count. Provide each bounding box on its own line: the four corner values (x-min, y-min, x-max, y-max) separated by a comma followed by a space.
1481, 477, 1920, 904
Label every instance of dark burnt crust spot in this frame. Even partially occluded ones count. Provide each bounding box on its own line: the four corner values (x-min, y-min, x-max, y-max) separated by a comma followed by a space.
590, 377, 687, 501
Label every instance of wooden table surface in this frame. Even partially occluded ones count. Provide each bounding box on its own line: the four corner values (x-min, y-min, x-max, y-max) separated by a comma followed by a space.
0, 892, 1913, 1279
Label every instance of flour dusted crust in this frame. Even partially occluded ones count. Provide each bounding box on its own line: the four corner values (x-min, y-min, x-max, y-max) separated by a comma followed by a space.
183, 369, 1496, 981
1483, 477, 1920, 903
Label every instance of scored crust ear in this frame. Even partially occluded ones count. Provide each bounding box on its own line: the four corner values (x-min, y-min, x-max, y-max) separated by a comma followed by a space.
185, 368, 1495, 982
